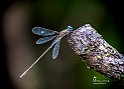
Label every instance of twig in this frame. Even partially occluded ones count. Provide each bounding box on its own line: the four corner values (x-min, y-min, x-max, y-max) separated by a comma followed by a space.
67, 24, 124, 80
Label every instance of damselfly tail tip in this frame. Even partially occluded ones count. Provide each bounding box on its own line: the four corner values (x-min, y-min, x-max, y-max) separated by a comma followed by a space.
20, 74, 24, 78
20, 73, 25, 78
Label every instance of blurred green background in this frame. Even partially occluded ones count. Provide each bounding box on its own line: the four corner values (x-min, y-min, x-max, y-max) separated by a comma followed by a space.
1, 0, 124, 89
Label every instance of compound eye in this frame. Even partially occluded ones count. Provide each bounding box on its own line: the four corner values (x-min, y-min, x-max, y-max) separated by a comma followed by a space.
67, 26, 73, 31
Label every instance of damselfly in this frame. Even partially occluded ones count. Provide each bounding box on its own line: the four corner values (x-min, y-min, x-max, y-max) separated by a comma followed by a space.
20, 26, 74, 78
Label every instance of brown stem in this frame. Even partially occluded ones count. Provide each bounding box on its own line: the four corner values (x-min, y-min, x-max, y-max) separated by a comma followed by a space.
67, 24, 124, 80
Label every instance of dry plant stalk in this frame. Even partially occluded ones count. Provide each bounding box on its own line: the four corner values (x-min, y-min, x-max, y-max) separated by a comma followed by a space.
67, 24, 124, 80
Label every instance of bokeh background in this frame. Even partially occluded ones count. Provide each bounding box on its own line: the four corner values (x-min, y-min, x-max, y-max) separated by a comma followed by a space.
1, 0, 124, 89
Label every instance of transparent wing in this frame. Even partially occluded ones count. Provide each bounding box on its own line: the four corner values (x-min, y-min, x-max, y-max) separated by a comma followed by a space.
32, 27, 59, 36
36, 35, 57, 44
52, 40, 61, 59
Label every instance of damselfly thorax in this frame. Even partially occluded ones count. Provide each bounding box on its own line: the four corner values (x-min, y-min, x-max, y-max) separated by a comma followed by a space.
57, 29, 71, 40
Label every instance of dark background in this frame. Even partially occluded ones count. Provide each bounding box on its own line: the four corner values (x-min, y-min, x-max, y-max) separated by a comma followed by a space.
1, 0, 124, 89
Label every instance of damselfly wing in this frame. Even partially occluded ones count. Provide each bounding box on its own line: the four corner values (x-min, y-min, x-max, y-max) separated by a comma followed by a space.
32, 27, 59, 36
32, 27, 61, 59
52, 40, 61, 59
35, 35, 57, 44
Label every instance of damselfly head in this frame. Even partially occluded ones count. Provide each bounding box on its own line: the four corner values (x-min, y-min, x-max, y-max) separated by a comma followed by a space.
67, 26, 74, 31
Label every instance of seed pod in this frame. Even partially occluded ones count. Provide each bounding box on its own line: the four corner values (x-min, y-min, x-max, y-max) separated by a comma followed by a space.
67, 24, 124, 80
